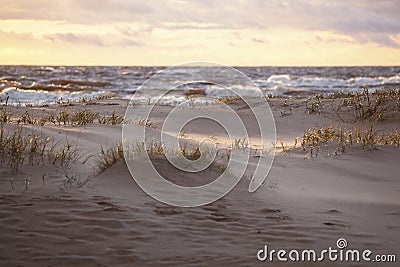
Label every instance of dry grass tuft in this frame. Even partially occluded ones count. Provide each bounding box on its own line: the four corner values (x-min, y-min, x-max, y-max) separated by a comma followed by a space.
0, 123, 80, 172
300, 123, 400, 158
96, 142, 124, 172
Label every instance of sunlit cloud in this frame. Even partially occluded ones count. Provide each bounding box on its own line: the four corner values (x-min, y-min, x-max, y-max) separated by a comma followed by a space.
0, 0, 399, 65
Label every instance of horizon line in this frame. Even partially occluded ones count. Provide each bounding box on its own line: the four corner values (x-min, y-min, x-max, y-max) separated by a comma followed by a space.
1, 63, 399, 68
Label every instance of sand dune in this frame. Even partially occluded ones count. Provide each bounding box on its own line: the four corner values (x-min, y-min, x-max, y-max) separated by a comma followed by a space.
0, 98, 399, 266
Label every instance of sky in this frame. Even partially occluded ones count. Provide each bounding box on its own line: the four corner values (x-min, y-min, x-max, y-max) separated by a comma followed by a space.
0, 0, 400, 66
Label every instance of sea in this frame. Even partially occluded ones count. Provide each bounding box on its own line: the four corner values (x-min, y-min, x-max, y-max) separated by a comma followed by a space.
1, 65, 400, 106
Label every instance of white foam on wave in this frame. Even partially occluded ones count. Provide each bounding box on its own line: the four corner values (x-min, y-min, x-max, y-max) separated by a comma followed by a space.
2, 72, 399, 107
124, 94, 217, 106
205, 85, 264, 98
252, 73, 400, 97
0, 87, 108, 106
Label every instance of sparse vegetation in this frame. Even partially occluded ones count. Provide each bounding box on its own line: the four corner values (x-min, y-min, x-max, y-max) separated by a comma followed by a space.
0, 123, 80, 172
305, 94, 322, 114
8, 107, 126, 126
331, 88, 400, 121
136, 117, 157, 129
232, 138, 249, 150
0, 103, 11, 122
98, 110, 125, 125
95, 139, 230, 174
76, 94, 112, 103
96, 142, 124, 172
180, 144, 201, 160
217, 96, 242, 104
0, 109, 11, 123
17, 111, 36, 125
299, 123, 400, 158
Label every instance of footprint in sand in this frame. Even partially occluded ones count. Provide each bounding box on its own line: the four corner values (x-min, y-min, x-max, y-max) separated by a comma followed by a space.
259, 207, 281, 213
323, 221, 347, 228
92, 196, 126, 212
95, 201, 125, 212
202, 204, 235, 222
153, 206, 184, 216
205, 212, 235, 222
259, 207, 292, 222
317, 209, 342, 214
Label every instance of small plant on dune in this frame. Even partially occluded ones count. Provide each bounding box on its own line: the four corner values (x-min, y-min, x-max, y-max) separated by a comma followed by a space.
178, 129, 190, 138
56, 108, 70, 125
299, 121, 400, 158
98, 110, 125, 125
96, 142, 124, 172
71, 109, 99, 126
38, 114, 55, 126
301, 129, 321, 158
19, 108, 125, 127
353, 88, 381, 120
127, 139, 166, 157
147, 139, 165, 156
8, 127, 28, 171
210, 160, 228, 173
54, 108, 99, 126
232, 138, 249, 150
52, 138, 81, 168
335, 88, 400, 122
279, 141, 291, 155
0, 124, 81, 172
96, 139, 230, 175
280, 108, 293, 116
0, 103, 126, 127
217, 96, 242, 104
381, 129, 400, 147
136, 117, 157, 129
180, 144, 201, 160
305, 94, 322, 115
17, 111, 37, 125
76, 94, 111, 103
301, 125, 357, 157
0, 106, 11, 123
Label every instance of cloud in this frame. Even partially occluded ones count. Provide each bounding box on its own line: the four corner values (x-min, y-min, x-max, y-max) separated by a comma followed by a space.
0, 30, 41, 47
115, 38, 143, 47
0, 0, 400, 48
45, 33, 106, 46
44, 32, 144, 47
251, 38, 264, 44
0, 29, 143, 49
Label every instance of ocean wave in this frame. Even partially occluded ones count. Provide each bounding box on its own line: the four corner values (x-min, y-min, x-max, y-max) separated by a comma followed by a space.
257, 74, 400, 90
13, 84, 94, 93
0, 87, 108, 106
1, 65, 400, 106
48, 79, 111, 87
205, 84, 263, 98
124, 94, 217, 106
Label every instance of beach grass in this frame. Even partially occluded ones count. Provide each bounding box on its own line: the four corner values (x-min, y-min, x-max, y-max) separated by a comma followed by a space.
0, 123, 80, 172
299, 123, 400, 158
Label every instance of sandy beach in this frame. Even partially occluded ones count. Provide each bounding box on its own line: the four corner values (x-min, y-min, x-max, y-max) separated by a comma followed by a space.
2, 0, 400, 265
0, 92, 399, 266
